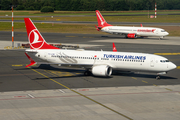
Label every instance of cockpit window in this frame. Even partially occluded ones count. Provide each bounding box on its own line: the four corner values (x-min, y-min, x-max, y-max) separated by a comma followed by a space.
161, 30, 165, 32
160, 60, 169, 63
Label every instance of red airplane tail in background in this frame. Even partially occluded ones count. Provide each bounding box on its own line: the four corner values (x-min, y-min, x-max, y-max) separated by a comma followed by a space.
24, 18, 59, 50
112, 43, 117, 52
95, 10, 112, 31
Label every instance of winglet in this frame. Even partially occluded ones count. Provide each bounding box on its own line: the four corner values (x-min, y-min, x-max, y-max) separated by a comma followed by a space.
25, 52, 36, 67
112, 43, 117, 52
140, 24, 143, 27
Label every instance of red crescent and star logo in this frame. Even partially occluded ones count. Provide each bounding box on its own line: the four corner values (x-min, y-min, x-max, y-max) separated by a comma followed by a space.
29, 29, 44, 49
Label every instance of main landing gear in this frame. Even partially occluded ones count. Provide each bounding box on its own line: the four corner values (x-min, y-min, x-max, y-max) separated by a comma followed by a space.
84, 70, 92, 76
159, 36, 164, 40
156, 75, 161, 80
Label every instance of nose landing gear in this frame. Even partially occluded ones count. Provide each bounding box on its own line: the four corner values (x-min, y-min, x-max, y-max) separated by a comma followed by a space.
156, 72, 167, 80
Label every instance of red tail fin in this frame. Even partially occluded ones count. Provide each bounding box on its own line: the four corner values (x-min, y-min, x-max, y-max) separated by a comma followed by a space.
95, 10, 112, 27
112, 43, 117, 52
24, 18, 59, 50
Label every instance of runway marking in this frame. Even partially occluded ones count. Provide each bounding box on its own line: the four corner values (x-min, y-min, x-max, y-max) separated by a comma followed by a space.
27, 94, 35, 98
131, 77, 137, 80
154, 53, 180, 55
78, 89, 89, 91
26, 64, 37, 66
165, 88, 173, 91
30, 68, 133, 120
177, 66, 180, 69
66, 36, 77, 37
2, 91, 180, 101
59, 89, 65, 93
142, 80, 148, 83
12, 64, 37, 67
45, 70, 75, 77
14, 96, 27, 98
153, 84, 158, 87
12, 64, 23, 67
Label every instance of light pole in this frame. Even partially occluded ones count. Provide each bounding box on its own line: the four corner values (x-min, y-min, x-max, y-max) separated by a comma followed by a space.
12, 6, 14, 49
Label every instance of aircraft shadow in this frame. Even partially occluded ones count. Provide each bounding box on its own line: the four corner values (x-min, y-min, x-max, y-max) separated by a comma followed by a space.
100, 35, 169, 40
15, 65, 176, 80
113, 71, 177, 80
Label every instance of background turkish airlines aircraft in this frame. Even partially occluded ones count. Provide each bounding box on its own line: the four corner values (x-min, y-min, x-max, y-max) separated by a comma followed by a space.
95, 10, 169, 39
24, 18, 176, 79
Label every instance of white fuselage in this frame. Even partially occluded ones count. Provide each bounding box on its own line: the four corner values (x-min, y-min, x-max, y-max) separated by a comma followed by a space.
28, 49, 176, 73
101, 26, 169, 37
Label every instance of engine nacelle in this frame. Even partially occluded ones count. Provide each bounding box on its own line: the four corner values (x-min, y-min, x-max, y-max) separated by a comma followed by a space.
126, 33, 137, 38
92, 65, 112, 77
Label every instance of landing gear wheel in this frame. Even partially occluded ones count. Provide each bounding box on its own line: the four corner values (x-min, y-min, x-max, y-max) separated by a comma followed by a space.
84, 71, 91, 76
156, 75, 160, 80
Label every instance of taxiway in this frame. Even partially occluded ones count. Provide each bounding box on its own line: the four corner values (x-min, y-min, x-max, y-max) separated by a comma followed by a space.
0, 32, 180, 120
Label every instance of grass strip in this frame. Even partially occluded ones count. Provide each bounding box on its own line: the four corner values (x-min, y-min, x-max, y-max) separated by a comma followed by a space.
1, 15, 180, 23
0, 22, 180, 36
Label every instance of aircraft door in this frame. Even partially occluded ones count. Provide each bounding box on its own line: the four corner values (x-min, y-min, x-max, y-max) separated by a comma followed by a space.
150, 58, 155, 67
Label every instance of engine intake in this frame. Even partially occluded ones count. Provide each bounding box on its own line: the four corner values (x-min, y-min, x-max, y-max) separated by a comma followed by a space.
92, 65, 112, 77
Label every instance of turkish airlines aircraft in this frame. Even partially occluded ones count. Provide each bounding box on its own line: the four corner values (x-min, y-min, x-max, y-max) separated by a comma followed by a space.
24, 18, 176, 79
95, 10, 169, 39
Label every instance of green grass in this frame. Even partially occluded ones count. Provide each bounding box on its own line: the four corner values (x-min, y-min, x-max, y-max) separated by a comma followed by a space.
0, 22, 101, 34
1, 22, 180, 36
1, 10, 180, 36
1, 15, 180, 23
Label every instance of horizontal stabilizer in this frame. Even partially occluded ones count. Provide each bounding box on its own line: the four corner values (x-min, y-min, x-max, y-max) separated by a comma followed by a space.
25, 52, 36, 67
95, 25, 101, 31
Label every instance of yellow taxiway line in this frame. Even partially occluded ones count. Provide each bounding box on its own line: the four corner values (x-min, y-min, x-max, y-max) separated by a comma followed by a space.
29, 68, 133, 120
176, 66, 180, 69
154, 53, 180, 55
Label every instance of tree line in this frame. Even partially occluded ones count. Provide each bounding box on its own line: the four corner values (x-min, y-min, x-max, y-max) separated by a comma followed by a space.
0, 0, 180, 11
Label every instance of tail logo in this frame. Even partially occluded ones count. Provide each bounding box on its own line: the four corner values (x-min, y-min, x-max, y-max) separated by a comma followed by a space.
97, 12, 105, 26
29, 29, 44, 49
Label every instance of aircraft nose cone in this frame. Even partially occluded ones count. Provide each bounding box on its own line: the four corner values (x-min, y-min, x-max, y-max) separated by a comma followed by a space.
170, 63, 177, 70
166, 32, 169, 36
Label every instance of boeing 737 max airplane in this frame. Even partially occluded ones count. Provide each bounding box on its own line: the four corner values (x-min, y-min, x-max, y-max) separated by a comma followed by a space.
95, 10, 169, 39
24, 18, 176, 79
